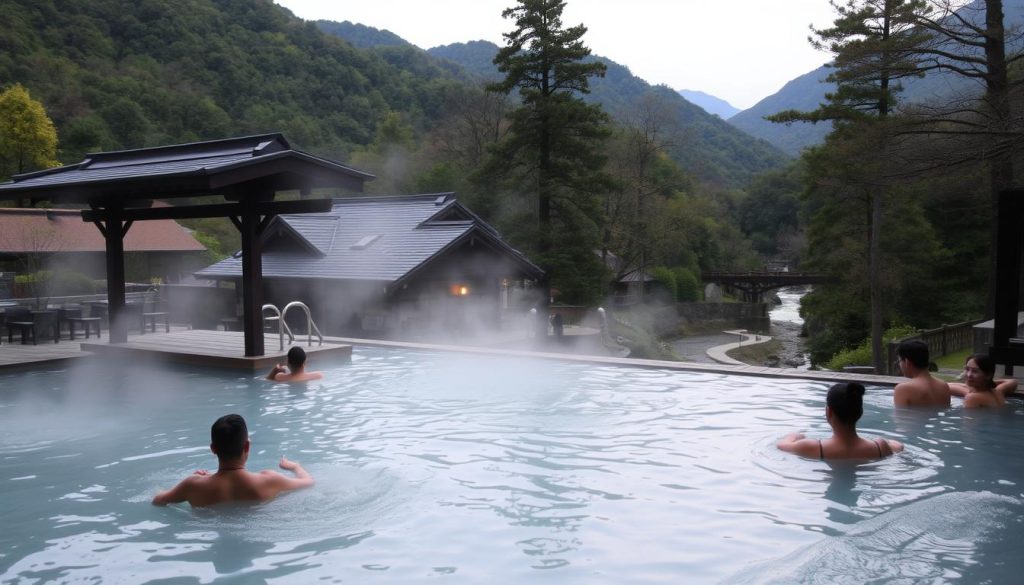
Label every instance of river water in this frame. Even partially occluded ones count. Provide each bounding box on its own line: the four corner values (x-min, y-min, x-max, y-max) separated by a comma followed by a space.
670, 287, 809, 366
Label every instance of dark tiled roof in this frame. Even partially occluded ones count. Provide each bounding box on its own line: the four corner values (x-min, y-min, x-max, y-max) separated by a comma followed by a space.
0, 208, 206, 253
0, 134, 374, 201
196, 194, 543, 285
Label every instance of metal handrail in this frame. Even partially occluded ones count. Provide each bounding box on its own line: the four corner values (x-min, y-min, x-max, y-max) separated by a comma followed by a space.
281, 301, 323, 347
262, 303, 295, 351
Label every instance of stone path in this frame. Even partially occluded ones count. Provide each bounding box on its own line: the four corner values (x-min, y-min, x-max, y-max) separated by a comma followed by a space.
705, 329, 774, 366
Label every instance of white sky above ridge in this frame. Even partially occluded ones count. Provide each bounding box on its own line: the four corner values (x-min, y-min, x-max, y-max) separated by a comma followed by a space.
274, 0, 838, 110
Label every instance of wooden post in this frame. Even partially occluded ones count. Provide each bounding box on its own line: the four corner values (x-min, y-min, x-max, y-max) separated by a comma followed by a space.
993, 190, 1023, 374
238, 204, 265, 357
98, 204, 129, 344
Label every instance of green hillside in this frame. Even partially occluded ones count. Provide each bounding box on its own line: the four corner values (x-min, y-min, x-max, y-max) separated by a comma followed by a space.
0, 0, 466, 163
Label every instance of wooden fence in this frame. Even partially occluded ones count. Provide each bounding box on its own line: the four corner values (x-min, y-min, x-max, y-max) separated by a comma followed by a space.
885, 319, 985, 375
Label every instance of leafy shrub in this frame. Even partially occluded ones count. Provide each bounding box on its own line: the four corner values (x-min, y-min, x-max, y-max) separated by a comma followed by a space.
650, 267, 676, 302
51, 271, 99, 295
672, 267, 700, 302
824, 325, 919, 371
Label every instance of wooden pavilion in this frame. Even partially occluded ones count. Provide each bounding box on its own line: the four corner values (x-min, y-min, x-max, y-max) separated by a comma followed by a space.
0, 134, 373, 357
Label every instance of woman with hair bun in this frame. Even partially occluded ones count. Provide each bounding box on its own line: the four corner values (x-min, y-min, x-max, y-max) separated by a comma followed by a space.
778, 382, 904, 460
949, 353, 1017, 408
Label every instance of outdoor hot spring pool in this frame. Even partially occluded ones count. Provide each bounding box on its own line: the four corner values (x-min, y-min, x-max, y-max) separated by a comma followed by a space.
1, 346, 1022, 584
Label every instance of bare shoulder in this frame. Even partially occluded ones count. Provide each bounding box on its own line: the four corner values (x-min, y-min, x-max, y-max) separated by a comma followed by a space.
893, 380, 918, 406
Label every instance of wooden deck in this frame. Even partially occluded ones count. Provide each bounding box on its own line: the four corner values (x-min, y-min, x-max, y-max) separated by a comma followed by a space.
0, 329, 351, 371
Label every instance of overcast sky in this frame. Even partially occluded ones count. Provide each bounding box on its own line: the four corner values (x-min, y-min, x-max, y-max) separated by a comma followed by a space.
274, 0, 838, 110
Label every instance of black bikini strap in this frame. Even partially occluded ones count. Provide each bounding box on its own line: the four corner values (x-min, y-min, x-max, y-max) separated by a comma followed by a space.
819, 439, 824, 460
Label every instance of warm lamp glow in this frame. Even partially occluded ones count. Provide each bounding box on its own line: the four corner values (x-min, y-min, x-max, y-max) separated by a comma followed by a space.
450, 284, 470, 296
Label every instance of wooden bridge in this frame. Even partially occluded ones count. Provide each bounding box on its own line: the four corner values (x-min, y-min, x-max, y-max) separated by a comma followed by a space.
702, 271, 834, 302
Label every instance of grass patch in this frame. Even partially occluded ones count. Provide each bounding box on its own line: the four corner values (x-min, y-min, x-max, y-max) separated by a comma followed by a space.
934, 348, 971, 370
727, 339, 783, 366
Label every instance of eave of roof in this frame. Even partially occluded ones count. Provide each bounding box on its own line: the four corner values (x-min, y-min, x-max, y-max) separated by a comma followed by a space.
0, 134, 375, 203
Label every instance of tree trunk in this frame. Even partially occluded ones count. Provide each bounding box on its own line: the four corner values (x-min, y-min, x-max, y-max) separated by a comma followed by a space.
870, 187, 885, 373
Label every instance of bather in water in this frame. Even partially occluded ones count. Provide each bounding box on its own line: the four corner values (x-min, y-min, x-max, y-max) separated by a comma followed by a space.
949, 353, 1017, 408
778, 382, 904, 460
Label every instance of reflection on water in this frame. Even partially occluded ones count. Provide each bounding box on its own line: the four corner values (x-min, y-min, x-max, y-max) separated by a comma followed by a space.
0, 350, 1022, 584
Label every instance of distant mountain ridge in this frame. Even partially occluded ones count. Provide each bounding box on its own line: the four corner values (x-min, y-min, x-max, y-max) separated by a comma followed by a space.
314, 20, 410, 49
422, 40, 790, 187
730, 0, 1024, 155
313, 22, 790, 187
677, 90, 740, 119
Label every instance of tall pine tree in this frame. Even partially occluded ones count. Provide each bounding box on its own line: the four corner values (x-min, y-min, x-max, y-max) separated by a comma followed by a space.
771, 0, 932, 371
484, 0, 613, 314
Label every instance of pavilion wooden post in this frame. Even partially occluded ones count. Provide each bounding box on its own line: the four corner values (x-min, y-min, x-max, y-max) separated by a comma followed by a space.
992, 189, 1023, 375
95, 203, 130, 344
237, 203, 265, 357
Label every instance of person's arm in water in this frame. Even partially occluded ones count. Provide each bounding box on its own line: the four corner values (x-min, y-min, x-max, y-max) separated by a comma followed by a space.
948, 382, 970, 398
777, 432, 819, 459
152, 471, 205, 506
258, 457, 314, 496
266, 364, 287, 381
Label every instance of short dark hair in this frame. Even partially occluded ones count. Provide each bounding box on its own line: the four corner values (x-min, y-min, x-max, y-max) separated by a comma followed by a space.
287, 346, 306, 369
827, 382, 865, 426
211, 414, 247, 460
896, 340, 929, 369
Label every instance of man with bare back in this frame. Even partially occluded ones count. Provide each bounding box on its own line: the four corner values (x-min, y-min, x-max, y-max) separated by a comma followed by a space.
893, 340, 951, 408
152, 414, 313, 507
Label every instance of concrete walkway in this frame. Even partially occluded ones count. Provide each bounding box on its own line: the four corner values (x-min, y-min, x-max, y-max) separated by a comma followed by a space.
706, 329, 773, 366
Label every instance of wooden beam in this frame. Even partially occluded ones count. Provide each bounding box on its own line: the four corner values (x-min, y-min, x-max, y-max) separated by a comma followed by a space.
80, 199, 332, 222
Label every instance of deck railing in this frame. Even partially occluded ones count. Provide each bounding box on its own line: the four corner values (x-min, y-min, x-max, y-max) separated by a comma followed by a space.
885, 319, 986, 375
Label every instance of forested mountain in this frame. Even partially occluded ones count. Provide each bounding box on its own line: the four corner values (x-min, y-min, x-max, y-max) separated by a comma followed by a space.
731, 0, 1024, 155
313, 20, 410, 49
0, 0, 467, 164
677, 90, 740, 119
423, 41, 789, 188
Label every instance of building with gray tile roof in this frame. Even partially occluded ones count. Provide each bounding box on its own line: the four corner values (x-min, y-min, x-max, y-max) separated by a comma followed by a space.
197, 193, 543, 339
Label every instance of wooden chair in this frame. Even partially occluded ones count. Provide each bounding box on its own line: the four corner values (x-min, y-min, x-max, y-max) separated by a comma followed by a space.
7, 309, 59, 345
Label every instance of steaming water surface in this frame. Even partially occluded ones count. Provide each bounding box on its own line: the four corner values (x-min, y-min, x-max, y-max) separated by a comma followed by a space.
1, 347, 1023, 584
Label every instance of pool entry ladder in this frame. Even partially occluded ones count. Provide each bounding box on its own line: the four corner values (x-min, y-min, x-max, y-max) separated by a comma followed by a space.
262, 301, 324, 351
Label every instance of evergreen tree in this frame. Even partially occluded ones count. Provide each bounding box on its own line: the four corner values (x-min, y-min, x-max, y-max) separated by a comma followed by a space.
0, 83, 60, 185
485, 0, 613, 310
770, 0, 932, 371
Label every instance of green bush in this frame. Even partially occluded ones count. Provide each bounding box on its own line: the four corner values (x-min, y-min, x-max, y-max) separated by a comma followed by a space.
650, 267, 676, 302
672, 267, 700, 302
51, 271, 99, 295
824, 325, 919, 371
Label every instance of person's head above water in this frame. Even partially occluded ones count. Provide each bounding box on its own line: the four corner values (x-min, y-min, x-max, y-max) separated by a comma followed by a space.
266, 347, 323, 382
896, 340, 929, 371
964, 353, 996, 390
826, 382, 865, 427
211, 413, 248, 462
287, 346, 307, 370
